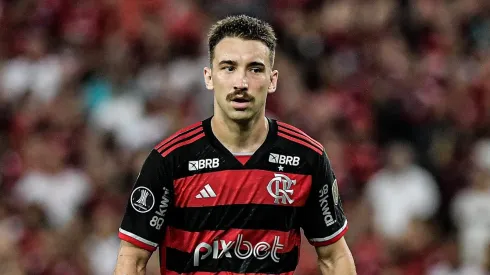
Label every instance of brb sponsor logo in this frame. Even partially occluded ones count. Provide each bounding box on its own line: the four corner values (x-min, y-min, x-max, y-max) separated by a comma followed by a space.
193, 235, 284, 266
188, 158, 219, 171
318, 179, 336, 227
268, 153, 300, 166
149, 187, 170, 230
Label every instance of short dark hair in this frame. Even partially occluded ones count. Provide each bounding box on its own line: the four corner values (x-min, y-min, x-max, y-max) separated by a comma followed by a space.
207, 15, 277, 67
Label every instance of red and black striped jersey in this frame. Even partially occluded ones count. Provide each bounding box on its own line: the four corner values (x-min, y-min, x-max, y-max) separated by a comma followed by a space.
119, 117, 348, 275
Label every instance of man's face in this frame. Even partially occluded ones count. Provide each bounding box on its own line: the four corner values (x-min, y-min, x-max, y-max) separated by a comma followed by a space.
204, 37, 278, 123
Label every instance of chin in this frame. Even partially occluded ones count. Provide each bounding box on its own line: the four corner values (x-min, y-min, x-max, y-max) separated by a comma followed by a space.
226, 110, 257, 123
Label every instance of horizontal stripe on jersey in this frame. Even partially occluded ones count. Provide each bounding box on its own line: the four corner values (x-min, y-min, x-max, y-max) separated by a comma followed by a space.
170, 204, 300, 232
165, 246, 299, 273
165, 227, 301, 253
173, 170, 312, 207
165, 271, 294, 275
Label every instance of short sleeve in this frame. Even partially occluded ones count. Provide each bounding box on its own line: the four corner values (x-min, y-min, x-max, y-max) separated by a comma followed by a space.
118, 150, 173, 252
301, 151, 348, 247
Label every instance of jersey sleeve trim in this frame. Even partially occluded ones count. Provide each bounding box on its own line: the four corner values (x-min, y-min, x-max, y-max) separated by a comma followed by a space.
154, 121, 202, 150
277, 132, 323, 155
118, 228, 158, 251
307, 220, 348, 247
277, 122, 324, 149
161, 132, 205, 157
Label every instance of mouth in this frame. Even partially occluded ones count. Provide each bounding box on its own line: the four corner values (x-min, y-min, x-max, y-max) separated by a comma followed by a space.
231, 98, 250, 103
230, 97, 252, 110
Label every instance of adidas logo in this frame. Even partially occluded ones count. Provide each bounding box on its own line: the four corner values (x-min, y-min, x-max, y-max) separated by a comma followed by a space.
195, 184, 216, 199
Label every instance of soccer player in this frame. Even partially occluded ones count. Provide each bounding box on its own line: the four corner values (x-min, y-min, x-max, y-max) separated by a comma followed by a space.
114, 15, 356, 275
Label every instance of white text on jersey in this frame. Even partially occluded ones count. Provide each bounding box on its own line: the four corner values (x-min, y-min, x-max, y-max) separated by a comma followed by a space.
189, 158, 220, 171
269, 153, 300, 166
319, 183, 335, 227
193, 234, 284, 266
149, 187, 170, 230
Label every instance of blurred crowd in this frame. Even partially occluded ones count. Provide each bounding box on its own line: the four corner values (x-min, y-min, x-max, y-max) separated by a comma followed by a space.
0, 0, 490, 274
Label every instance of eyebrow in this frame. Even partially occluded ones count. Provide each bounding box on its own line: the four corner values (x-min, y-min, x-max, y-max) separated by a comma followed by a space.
248, 61, 265, 67
217, 60, 266, 67
218, 60, 237, 66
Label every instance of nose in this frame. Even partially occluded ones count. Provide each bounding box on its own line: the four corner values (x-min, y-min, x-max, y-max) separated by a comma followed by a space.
233, 76, 248, 91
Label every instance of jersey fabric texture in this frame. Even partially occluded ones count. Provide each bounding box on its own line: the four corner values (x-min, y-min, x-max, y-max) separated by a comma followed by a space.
119, 117, 348, 275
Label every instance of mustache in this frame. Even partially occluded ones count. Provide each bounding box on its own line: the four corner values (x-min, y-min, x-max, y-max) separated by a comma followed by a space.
226, 90, 254, 102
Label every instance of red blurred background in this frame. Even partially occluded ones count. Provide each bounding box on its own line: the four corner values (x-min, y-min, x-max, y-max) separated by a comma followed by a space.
0, 0, 489, 274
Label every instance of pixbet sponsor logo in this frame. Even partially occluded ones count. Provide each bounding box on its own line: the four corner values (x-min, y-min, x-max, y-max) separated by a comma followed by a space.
193, 235, 284, 266
149, 187, 170, 230
318, 180, 336, 227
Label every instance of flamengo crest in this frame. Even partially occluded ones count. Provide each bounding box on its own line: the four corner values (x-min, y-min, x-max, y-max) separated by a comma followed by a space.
267, 173, 296, 205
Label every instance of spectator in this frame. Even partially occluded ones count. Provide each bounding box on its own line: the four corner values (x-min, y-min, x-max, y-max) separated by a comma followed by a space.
451, 139, 490, 267
0, 0, 489, 273
365, 141, 440, 241
14, 131, 92, 229
84, 203, 120, 275
427, 234, 486, 275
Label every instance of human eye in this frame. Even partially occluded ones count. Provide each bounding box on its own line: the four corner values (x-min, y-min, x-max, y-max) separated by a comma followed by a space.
250, 67, 264, 73
222, 66, 235, 72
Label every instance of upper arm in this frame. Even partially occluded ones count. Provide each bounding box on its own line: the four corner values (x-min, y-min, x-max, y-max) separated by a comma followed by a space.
315, 237, 355, 274
315, 237, 351, 260
118, 150, 174, 252
301, 150, 348, 247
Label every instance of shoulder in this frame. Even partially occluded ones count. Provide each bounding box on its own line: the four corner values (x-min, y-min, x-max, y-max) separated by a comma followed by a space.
275, 120, 324, 156
272, 120, 327, 171
153, 121, 206, 158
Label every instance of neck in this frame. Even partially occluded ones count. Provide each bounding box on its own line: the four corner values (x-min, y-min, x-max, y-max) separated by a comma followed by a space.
211, 113, 269, 154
